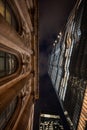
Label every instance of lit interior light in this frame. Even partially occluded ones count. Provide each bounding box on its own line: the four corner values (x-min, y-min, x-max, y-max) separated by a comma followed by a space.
40, 114, 60, 119
59, 32, 62, 35
57, 35, 60, 38
55, 40, 57, 43
53, 43, 56, 46
57, 32, 62, 39
64, 111, 68, 115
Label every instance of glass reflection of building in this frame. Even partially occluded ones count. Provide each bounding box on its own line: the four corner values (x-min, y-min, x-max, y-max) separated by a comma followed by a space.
48, 0, 87, 130
39, 114, 64, 130
0, 0, 38, 130
0, 51, 18, 78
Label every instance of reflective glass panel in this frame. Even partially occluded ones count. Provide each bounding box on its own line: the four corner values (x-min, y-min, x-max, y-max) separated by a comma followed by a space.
0, 51, 18, 78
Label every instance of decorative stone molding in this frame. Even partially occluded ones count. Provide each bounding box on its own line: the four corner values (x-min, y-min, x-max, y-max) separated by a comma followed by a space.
20, 21, 31, 48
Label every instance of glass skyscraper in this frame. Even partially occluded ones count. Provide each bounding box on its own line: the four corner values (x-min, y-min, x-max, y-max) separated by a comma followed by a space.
48, 0, 87, 129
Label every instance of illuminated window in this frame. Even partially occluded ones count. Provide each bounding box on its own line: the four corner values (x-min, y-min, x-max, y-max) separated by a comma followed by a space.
66, 33, 71, 48
0, 51, 18, 78
0, 0, 4, 16
0, 0, 19, 32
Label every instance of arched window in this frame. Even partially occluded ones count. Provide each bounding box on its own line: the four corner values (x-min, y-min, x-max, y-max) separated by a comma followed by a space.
0, 0, 19, 32
0, 51, 19, 78
0, 97, 18, 129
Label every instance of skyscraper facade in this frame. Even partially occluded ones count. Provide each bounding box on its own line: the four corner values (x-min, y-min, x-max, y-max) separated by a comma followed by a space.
48, 0, 87, 129
0, 0, 38, 130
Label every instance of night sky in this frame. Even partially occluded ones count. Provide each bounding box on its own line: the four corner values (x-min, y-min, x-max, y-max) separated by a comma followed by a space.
39, 0, 77, 76
34, 0, 77, 130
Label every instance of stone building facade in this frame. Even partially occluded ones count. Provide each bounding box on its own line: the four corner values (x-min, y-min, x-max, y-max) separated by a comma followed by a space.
0, 0, 38, 130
